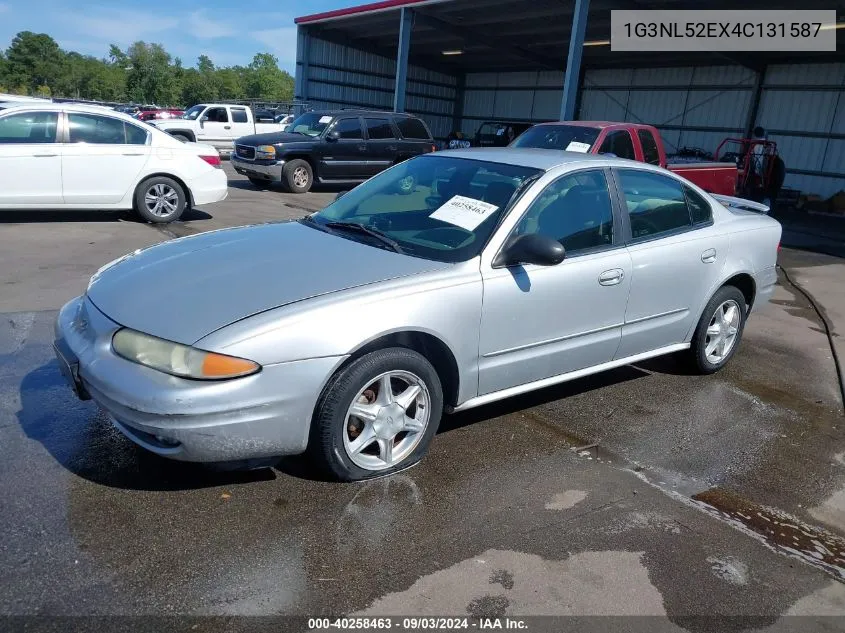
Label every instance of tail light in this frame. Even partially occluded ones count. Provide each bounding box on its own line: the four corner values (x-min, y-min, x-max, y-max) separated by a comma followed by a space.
199, 154, 222, 169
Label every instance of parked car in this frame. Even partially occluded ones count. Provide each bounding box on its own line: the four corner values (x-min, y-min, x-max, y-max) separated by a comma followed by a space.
474, 121, 535, 147
135, 109, 184, 122
153, 103, 287, 155
0, 103, 227, 223
54, 148, 781, 480
231, 109, 436, 193
510, 121, 739, 196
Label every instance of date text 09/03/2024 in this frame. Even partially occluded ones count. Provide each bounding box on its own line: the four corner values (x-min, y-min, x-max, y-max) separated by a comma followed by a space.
307, 617, 529, 630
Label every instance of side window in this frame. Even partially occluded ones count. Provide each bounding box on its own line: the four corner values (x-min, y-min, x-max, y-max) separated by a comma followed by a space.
396, 117, 431, 140
364, 118, 396, 140
0, 111, 58, 143
204, 107, 228, 123
637, 129, 661, 165
685, 185, 713, 225
124, 122, 149, 145
231, 108, 248, 123
617, 169, 692, 240
599, 131, 636, 160
68, 113, 131, 144
515, 170, 614, 254
333, 118, 363, 140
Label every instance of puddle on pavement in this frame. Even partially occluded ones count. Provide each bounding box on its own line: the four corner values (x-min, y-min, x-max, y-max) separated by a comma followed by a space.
692, 488, 845, 581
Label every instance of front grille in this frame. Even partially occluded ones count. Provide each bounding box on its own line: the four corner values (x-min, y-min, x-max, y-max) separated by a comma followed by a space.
235, 144, 255, 160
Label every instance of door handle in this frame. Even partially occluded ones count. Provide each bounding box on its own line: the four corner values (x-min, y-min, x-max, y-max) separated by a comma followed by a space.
358, 145, 367, 152
33, 153, 58, 157
599, 269, 624, 286
224, 125, 231, 130
701, 249, 717, 263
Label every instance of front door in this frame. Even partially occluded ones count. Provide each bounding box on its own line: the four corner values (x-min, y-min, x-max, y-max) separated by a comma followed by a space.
478, 168, 632, 395
613, 168, 730, 359
196, 106, 231, 147
0, 110, 63, 204
61, 112, 150, 204
319, 117, 369, 180
363, 117, 399, 177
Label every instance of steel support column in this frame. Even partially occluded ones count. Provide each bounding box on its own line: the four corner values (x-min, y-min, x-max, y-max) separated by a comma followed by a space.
394, 7, 414, 113
560, 0, 590, 120
295, 26, 311, 103
452, 73, 466, 134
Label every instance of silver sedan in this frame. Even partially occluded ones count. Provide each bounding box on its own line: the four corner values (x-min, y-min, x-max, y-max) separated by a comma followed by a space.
54, 149, 782, 481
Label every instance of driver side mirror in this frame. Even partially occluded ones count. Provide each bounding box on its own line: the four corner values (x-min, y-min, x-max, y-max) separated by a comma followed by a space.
326, 130, 340, 142
493, 233, 566, 268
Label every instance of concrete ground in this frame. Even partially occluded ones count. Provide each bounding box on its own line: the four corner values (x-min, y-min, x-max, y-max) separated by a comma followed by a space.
1, 164, 844, 627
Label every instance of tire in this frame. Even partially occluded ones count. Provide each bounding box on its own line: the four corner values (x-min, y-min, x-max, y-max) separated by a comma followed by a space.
310, 348, 444, 482
248, 177, 269, 189
685, 285, 747, 375
134, 176, 187, 223
282, 159, 313, 193
170, 133, 191, 143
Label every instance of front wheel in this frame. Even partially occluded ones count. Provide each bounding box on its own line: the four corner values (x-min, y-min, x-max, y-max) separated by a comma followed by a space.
283, 159, 313, 193
134, 176, 186, 223
685, 286, 747, 374
310, 348, 443, 481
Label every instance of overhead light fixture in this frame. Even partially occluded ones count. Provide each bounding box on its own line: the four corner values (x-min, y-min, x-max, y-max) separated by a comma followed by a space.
442, 50, 463, 55
583, 39, 611, 47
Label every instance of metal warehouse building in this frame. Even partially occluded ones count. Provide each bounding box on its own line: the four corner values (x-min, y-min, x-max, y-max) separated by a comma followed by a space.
293, 0, 845, 198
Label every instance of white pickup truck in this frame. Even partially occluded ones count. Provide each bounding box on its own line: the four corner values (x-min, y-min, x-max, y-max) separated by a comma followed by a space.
153, 103, 285, 155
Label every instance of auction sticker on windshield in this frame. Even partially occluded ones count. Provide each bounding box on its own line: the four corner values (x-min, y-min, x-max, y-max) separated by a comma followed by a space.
430, 196, 499, 231
566, 141, 592, 153
319, 116, 333, 124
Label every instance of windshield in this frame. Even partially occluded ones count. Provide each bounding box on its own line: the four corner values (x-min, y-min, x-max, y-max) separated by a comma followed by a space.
510, 125, 601, 152
183, 105, 206, 120
288, 112, 333, 137
308, 155, 542, 263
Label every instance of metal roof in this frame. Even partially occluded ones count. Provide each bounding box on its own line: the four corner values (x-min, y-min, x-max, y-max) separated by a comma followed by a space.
295, 0, 845, 73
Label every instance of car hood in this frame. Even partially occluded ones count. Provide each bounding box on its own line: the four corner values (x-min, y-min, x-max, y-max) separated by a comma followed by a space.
86, 222, 452, 345
236, 132, 313, 146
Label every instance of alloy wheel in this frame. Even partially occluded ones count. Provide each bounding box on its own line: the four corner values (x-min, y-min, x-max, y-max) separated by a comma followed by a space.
705, 299, 741, 364
144, 183, 179, 217
342, 371, 431, 471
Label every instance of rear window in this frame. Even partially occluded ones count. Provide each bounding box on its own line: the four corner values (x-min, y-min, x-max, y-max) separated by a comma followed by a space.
365, 118, 396, 140
510, 124, 600, 152
396, 117, 431, 140
231, 108, 248, 123
637, 129, 661, 165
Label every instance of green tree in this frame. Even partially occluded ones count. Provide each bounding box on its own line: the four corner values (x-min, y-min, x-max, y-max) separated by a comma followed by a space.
5, 31, 63, 94
124, 41, 178, 104
216, 67, 245, 100
245, 53, 294, 101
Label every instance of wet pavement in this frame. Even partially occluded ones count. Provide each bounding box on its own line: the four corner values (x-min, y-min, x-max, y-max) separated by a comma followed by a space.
1, 167, 845, 627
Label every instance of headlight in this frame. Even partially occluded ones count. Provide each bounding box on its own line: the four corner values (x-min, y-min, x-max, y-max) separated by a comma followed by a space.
112, 329, 260, 380
255, 144, 277, 160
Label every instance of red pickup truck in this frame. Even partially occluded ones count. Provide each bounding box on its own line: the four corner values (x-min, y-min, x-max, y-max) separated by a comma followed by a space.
511, 121, 738, 196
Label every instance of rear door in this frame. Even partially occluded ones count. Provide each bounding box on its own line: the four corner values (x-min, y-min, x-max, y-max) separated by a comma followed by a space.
228, 107, 254, 139
363, 117, 399, 176
612, 167, 729, 358
0, 110, 63, 204
61, 112, 151, 204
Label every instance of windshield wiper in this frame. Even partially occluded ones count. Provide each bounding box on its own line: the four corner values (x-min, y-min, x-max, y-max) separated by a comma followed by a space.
323, 221, 405, 254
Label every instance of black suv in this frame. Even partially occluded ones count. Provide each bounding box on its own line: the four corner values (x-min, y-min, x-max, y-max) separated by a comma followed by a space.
231, 110, 436, 193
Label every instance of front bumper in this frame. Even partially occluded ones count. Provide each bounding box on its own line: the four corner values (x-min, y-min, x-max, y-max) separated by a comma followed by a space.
54, 296, 345, 462
231, 154, 284, 182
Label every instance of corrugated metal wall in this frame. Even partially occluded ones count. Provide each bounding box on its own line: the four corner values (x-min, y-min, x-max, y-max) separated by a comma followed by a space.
758, 63, 845, 198
460, 71, 566, 137
579, 66, 756, 158
297, 34, 458, 139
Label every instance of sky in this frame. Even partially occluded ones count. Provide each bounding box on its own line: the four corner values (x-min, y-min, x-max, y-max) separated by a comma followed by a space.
0, 0, 365, 72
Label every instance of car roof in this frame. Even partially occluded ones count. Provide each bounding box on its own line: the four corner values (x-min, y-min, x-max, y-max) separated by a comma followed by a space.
309, 109, 417, 118
0, 102, 155, 124
534, 120, 656, 131
435, 147, 640, 170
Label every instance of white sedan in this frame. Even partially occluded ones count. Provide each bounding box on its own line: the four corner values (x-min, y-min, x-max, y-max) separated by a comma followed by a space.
0, 103, 228, 223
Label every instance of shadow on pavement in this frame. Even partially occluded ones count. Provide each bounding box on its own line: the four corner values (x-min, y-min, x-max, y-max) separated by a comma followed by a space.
0, 209, 129, 223
17, 360, 276, 492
